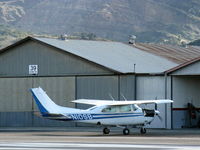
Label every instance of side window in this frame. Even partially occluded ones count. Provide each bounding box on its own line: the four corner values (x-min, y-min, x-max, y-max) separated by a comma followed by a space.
110, 106, 117, 112
102, 107, 111, 112
119, 105, 132, 112
102, 105, 133, 113
102, 106, 118, 113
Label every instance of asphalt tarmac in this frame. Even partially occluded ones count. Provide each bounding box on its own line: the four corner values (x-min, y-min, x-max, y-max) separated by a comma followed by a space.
0, 127, 200, 150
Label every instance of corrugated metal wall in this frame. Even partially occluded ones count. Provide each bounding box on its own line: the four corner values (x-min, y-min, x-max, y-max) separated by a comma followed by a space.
0, 77, 75, 127
77, 76, 119, 100
136, 76, 165, 100
0, 78, 32, 127
32, 77, 75, 127
76, 75, 136, 102
1, 74, 174, 128
0, 75, 136, 127
0, 41, 112, 77
0, 78, 32, 112
76, 76, 119, 111
120, 75, 135, 100
136, 76, 170, 128
33, 77, 75, 109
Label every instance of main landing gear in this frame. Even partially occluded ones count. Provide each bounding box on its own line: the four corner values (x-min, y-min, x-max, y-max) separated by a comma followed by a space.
103, 127, 110, 134
103, 127, 130, 135
123, 128, 130, 135
140, 127, 146, 134
103, 127, 146, 135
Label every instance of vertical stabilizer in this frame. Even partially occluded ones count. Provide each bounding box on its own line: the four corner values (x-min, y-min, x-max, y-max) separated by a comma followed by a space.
30, 87, 61, 115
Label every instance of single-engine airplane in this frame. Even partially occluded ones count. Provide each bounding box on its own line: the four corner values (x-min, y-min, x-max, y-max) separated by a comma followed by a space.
30, 87, 173, 135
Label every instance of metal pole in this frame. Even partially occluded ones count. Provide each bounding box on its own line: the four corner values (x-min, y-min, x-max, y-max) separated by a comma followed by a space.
164, 72, 168, 128
134, 64, 137, 100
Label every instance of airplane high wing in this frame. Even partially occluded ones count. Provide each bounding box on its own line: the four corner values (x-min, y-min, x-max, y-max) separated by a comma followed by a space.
72, 99, 173, 106
30, 87, 173, 135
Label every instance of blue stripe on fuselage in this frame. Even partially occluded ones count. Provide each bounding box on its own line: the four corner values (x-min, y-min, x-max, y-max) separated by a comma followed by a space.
65, 113, 143, 121
92, 114, 143, 119
92, 113, 142, 116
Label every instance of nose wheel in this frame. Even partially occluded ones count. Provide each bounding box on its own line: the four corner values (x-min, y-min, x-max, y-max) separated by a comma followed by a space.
123, 128, 130, 135
140, 128, 146, 134
103, 127, 110, 134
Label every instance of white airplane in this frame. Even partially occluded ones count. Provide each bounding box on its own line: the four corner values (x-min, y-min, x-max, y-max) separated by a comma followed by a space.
30, 87, 173, 135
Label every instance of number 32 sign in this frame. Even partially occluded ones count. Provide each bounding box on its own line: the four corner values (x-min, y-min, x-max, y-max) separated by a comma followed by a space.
29, 65, 38, 75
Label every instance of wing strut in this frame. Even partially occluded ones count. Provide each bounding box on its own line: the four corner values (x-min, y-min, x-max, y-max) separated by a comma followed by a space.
108, 93, 115, 101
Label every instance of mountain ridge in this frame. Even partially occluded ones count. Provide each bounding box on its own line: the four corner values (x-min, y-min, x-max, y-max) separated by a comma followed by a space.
0, 0, 200, 45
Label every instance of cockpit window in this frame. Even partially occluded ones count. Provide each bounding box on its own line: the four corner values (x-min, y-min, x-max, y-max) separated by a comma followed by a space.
102, 106, 117, 113
102, 105, 132, 113
119, 105, 132, 112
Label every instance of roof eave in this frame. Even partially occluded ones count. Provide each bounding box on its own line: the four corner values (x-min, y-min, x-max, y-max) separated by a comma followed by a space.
0, 36, 34, 54
165, 56, 200, 74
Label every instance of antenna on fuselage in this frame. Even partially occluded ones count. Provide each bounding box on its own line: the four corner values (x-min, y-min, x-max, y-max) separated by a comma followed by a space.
108, 93, 115, 101
120, 93, 127, 101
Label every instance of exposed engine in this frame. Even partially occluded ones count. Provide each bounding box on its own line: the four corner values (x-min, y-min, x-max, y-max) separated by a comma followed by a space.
143, 109, 155, 117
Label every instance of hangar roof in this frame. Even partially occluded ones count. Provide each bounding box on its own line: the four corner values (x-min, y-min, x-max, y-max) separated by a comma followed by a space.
133, 43, 200, 64
33, 37, 178, 74
131, 43, 200, 75
0, 36, 179, 74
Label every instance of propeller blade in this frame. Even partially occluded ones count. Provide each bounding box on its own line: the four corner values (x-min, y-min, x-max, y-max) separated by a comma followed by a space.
155, 110, 163, 122
157, 114, 163, 122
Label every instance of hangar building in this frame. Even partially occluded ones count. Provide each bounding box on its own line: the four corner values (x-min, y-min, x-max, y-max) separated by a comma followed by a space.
134, 44, 200, 128
0, 36, 199, 129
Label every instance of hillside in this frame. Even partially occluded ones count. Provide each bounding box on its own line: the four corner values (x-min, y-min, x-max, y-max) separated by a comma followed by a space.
1, 0, 200, 45
0, 24, 28, 48
0, 25, 105, 48
188, 39, 200, 46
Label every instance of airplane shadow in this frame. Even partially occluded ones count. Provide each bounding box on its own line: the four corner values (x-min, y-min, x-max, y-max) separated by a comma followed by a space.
32, 129, 200, 137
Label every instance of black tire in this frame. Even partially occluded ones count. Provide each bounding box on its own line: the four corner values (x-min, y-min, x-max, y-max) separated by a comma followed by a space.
140, 128, 146, 134
123, 128, 130, 135
103, 128, 110, 134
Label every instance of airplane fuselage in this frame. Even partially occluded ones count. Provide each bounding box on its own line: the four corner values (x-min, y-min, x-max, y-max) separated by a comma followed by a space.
43, 105, 154, 126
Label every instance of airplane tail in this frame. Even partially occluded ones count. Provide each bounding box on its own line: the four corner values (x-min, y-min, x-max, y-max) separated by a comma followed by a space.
30, 87, 62, 116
